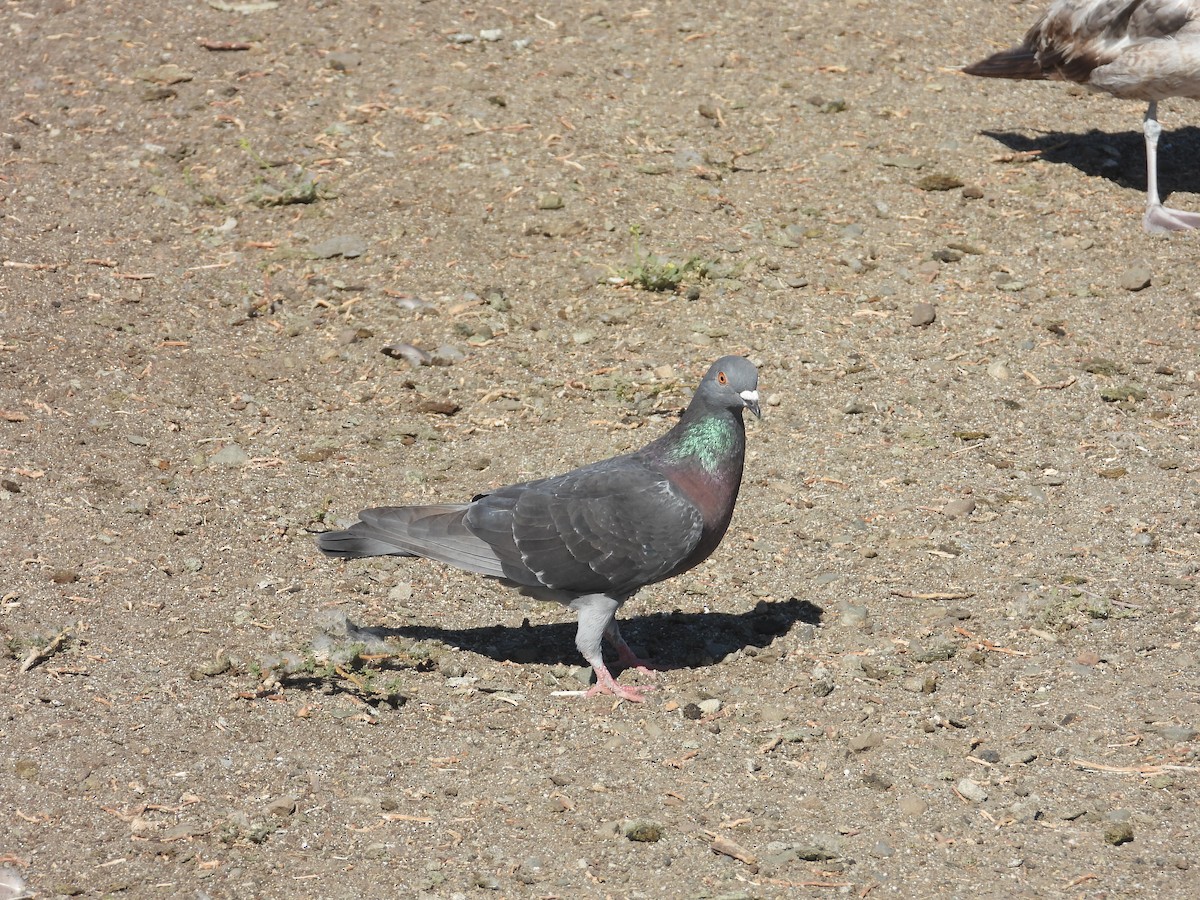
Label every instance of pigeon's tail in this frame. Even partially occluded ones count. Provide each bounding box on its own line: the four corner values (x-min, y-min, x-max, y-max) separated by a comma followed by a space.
317, 504, 509, 579
963, 47, 1047, 81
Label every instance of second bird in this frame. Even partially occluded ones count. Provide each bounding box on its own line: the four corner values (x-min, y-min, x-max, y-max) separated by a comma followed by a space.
964, 0, 1200, 233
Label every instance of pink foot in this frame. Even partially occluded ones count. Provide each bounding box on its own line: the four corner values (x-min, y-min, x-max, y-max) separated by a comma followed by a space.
585, 663, 655, 702
1144, 203, 1200, 233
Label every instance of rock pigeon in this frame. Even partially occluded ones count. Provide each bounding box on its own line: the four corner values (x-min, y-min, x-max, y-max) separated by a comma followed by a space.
318, 356, 761, 701
963, 0, 1200, 233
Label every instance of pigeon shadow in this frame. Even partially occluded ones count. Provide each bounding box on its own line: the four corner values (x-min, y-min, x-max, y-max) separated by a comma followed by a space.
377, 596, 823, 671
979, 125, 1200, 196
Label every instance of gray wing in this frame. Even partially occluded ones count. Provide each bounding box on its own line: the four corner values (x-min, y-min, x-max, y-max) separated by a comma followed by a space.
465, 457, 705, 596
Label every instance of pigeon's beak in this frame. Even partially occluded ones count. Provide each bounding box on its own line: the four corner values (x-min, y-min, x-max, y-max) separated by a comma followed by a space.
740, 389, 762, 419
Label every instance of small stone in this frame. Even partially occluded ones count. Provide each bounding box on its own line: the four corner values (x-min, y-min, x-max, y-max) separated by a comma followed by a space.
1002, 751, 1038, 766
839, 602, 869, 628
961, 185, 984, 200
472, 873, 501, 890
1098, 384, 1147, 403
430, 345, 466, 366
447, 32, 476, 44
264, 795, 297, 818
623, 820, 665, 842
208, 444, 250, 467
135, 64, 194, 85
910, 302, 936, 327
696, 698, 722, 715
1118, 266, 1152, 292
987, 359, 1011, 381
957, 778, 988, 803
862, 773, 893, 791
381, 343, 433, 366
189, 653, 231, 679
326, 52, 361, 71
848, 731, 883, 753
309, 235, 367, 259
1159, 725, 1198, 742
479, 28, 503, 42
942, 498, 975, 518
537, 192, 564, 210
1081, 357, 1122, 376
881, 154, 925, 169
917, 173, 964, 192
1104, 822, 1134, 845
901, 673, 937, 694
911, 640, 958, 663
417, 398, 461, 416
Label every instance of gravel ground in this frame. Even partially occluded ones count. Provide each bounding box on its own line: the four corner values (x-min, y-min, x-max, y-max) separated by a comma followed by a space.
2, 1, 1198, 898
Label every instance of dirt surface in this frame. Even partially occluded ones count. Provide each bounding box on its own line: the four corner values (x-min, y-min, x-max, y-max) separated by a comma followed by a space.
3, 1, 1199, 897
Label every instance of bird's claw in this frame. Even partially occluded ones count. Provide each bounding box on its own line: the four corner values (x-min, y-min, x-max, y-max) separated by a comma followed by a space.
587, 662, 656, 702
1144, 204, 1200, 233
585, 681, 655, 702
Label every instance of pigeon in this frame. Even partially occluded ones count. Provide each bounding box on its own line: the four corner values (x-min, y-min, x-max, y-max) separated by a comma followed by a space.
317, 356, 761, 702
963, 0, 1200, 233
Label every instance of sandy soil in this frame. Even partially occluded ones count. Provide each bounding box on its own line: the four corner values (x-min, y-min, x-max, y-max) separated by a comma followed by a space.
2, 1, 1198, 898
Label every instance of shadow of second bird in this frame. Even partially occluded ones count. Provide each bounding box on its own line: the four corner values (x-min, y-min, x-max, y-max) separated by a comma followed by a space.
979, 124, 1200, 196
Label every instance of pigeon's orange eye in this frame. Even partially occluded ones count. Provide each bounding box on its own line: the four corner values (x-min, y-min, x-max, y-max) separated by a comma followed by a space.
717, 371, 728, 385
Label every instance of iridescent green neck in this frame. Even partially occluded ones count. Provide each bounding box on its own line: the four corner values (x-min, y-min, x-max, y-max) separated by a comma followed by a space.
669, 416, 737, 473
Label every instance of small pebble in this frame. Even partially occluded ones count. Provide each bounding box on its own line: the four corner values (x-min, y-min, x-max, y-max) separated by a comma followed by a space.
910, 302, 936, 327
839, 603, 869, 628
848, 731, 883, 753
1118, 266, 1152, 292
623, 820, 665, 842
382, 343, 433, 366
957, 778, 988, 803
943, 497, 976, 518
209, 444, 249, 467
1104, 822, 1134, 845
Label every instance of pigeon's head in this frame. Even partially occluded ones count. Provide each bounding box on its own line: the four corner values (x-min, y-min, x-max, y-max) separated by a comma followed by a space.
699, 356, 761, 419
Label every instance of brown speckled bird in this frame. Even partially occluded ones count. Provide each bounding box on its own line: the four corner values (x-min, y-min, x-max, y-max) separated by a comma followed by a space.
965, 0, 1200, 232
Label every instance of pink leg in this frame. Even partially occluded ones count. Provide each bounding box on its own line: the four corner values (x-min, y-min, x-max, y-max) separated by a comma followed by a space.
570, 594, 657, 701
